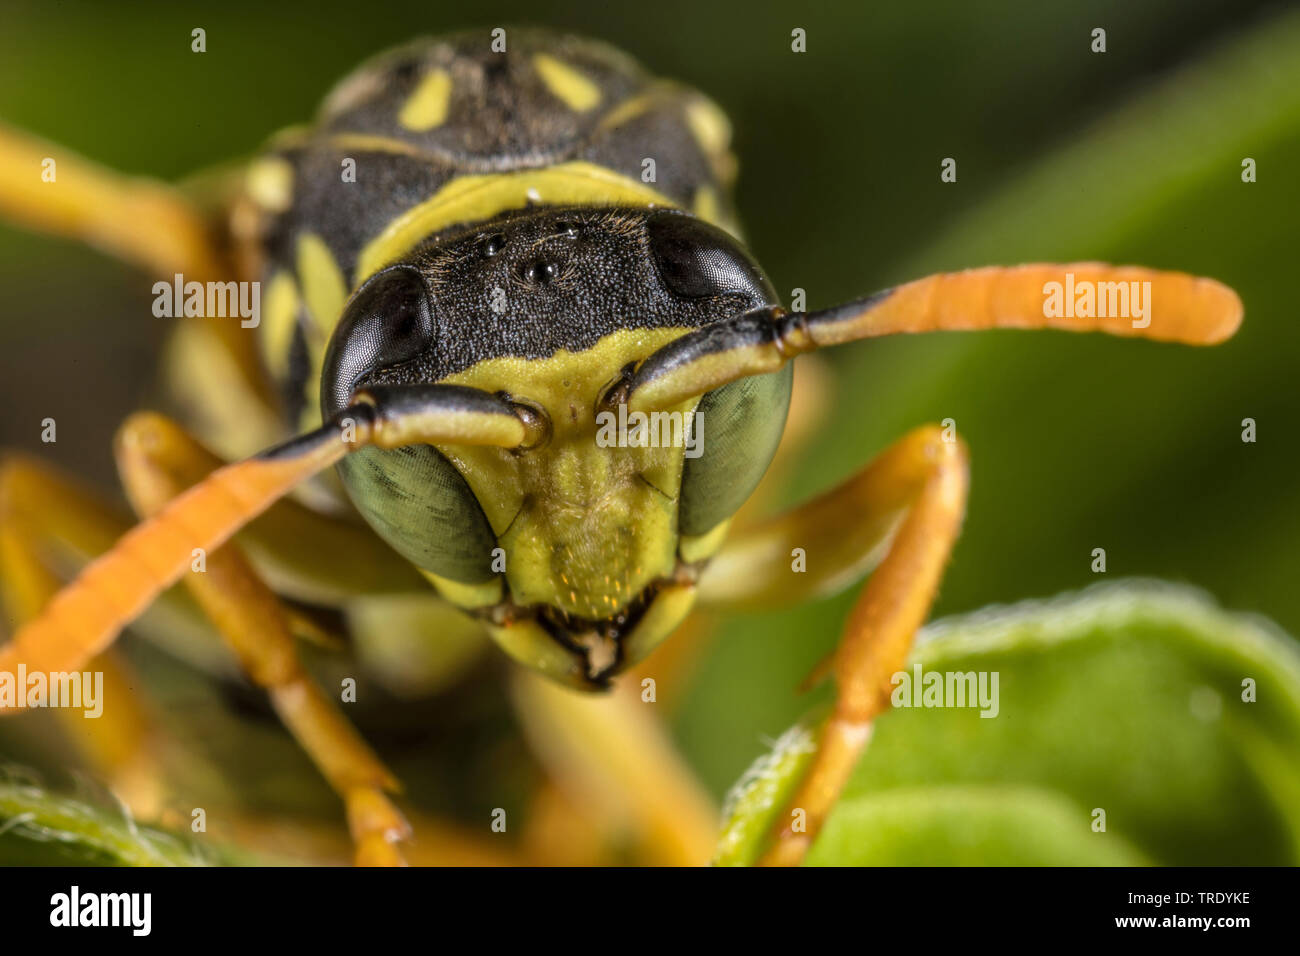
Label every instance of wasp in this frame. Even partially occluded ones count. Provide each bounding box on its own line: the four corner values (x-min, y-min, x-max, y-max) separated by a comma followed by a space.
0, 30, 1241, 866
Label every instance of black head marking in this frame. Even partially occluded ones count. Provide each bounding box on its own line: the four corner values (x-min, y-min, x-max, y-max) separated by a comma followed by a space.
322, 207, 776, 399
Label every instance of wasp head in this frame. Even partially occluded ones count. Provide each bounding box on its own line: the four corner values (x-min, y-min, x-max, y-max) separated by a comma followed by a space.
320, 207, 791, 687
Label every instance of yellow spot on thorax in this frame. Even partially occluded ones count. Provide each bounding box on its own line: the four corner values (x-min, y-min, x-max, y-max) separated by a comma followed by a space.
686, 97, 738, 188
685, 98, 732, 157
259, 271, 300, 380
295, 233, 348, 344
245, 156, 295, 212
693, 185, 720, 224
294, 233, 348, 426
597, 90, 662, 130
532, 54, 602, 112
322, 133, 429, 158
398, 68, 453, 131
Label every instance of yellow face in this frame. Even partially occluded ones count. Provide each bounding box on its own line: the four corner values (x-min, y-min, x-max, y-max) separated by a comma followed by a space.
436, 328, 703, 687
318, 208, 792, 689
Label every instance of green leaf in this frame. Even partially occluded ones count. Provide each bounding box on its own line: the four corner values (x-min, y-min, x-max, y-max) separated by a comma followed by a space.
0, 777, 245, 866
712, 722, 818, 866
715, 582, 1300, 865
809, 786, 1150, 866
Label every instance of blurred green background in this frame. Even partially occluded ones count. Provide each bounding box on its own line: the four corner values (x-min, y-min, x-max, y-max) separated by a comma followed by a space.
0, 0, 1297, 859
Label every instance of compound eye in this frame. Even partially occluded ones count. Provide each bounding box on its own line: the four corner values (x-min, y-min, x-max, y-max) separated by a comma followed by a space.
647, 211, 772, 300
321, 266, 433, 416
678, 366, 792, 536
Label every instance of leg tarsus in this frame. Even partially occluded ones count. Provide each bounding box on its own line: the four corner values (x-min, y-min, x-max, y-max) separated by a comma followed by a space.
756, 424, 969, 865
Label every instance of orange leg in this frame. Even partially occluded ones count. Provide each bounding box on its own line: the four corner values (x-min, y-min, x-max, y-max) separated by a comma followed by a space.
761, 425, 967, 864
701, 424, 969, 866
108, 412, 411, 866
1, 384, 530, 865
0, 456, 168, 815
